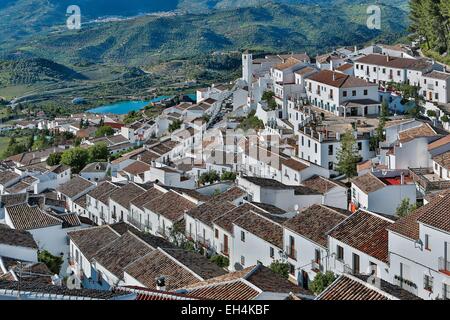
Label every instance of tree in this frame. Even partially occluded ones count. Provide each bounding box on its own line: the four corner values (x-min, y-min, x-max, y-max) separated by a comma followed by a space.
3, 137, 27, 158
310, 272, 337, 295
371, 100, 389, 151
441, 114, 449, 123
88, 143, 109, 162
269, 260, 290, 279
61, 147, 89, 173
220, 171, 236, 181
335, 130, 360, 179
169, 119, 182, 133
396, 198, 417, 218
95, 125, 114, 137
198, 171, 220, 185
38, 250, 63, 275
46, 152, 62, 166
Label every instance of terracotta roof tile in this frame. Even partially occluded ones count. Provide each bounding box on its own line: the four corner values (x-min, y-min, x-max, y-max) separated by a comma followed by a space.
57, 176, 95, 199
0, 224, 38, 249
352, 172, 386, 194
144, 191, 196, 222
6, 204, 62, 230
68, 225, 120, 260
329, 210, 394, 263
283, 205, 350, 247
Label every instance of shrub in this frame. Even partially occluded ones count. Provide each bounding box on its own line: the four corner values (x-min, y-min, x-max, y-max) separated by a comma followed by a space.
38, 250, 63, 275
310, 271, 336, 295
210, 255, 229, 268
269, 260, 290, 279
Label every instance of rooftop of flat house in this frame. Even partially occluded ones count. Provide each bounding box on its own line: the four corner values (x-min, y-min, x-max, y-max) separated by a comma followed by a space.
398, 123, 438, 143
302, 175, 345, 194
143, 190, 197, 222
181, 264, 311, 299
68, 225, 121, 260
294, 66, 318, 76
432, 150, 450, 170
57, 175, 95, 199
233, 210, 287, 249
428, 135, 450, 151
307, 70, 377, 88
283, 204, 351, 247
0, 193, 28, 208
92, 231, 154, 279
124, 249, 203, 290
0, 170, 20, 186
422, 70, 450, 80
0, 224, 38, 249
109, 183, 147, 209
281, 158, 309, 172
185, 186, 246, 227
213, 203, 265, 234
273, 57, 304, 71
86, 180, 119, 204
316, 274, 421, 300
5, 203, 62, 231
0, 280, 134, 300
335, 63, 354, 72
80, 162, 109, 173
328, 210, 395, 263
387, 193, 450, 240
240, 176, 320, 195
355, 54, 431, 71
7, 147, 66, 166
122, 160, 151, 176
129, 187, 164, 210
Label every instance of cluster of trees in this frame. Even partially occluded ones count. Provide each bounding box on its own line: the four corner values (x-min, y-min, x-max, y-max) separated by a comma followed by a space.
410, 0, 450, 62
169, 119, 182, 133
335, 130, 361, 180
2, 136, 32, 158
47, 143, 109, 173
198, 170, 237, 186
95, 125, 115, 138
237, 110, 264, 131
261, 91, 278, 110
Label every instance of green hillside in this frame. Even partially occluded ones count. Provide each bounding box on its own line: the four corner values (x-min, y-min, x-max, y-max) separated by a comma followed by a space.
0, 57, 86, 86
15, 2, 410, 66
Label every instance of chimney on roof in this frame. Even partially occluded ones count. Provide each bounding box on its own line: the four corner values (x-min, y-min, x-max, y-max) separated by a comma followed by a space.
387, 54, 390, 62
332, 72, 336, 81
156, 276, 166, 291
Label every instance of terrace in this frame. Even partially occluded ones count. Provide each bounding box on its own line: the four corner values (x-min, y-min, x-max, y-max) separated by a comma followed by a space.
409, 168, 450, 193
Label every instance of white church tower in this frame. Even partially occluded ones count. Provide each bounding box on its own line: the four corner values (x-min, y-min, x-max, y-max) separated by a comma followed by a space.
242, 50, 253, 86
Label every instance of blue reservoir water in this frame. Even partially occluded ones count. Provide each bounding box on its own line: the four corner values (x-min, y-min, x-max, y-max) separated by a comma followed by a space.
87, 95, 171, 114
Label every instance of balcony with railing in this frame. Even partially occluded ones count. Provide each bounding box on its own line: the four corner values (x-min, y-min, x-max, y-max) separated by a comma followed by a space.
393, 275, 418, 296
439, 257, 450, 276
197, 234, 211, 248
427, 83, 435, 91
286, 246, 297, 261
128, 216, 152, 232
311, 260, 324, 273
